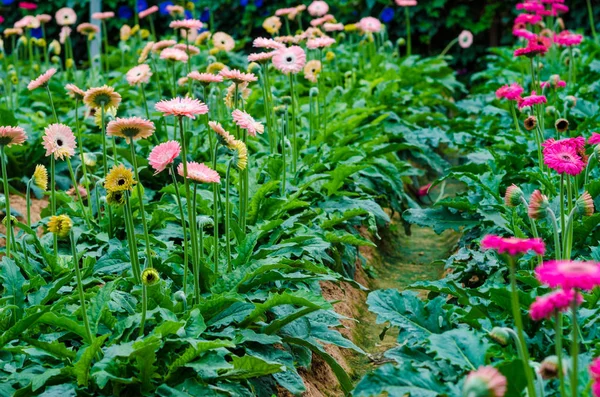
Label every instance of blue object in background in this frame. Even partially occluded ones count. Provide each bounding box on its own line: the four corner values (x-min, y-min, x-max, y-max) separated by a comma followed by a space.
184, 10, 192, 19
200, 8, 210, 22
31, 27, 42, 38
240, 0, 248, 7
381, 7, 394, 23
159, 1, 174, 15
137, 0, 148, 12
118, 5, 133, 19
2, 0, 15, 5
254, 0, 263, 8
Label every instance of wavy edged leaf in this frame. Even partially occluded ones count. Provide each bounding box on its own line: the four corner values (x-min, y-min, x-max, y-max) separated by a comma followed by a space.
0, 308, 49, 349
73, 334, 109, 387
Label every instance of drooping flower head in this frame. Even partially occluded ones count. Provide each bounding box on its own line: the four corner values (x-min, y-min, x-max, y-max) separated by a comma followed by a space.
458, 30, 474, 48
155, 97, 209, 119
106, 117, 155, 143
178, 161, 221, 183
304, 60, 322, 83
27, 68, 56, 91
323, 23, 345, 32
139, 5, 159, 19
524, 116, 537, 131
230, 140, 248, 171
47, 214, 72, 238
308, 1, 329, 17
576, 192, 595, 217
272, 46, 306, 74
528, 190, 549, 220
32, 164, 48, 191
42, 124, 76, 160
530, 289, 582, 321
76, 23, 100, 37
481, 235, 546, 256
462, 366, 507, 397
126, 64, 153, 86
209, 121, 236, 146
504, 184, 524, 207
536, 260, 600, 290
148, 141, 181, 175
263, 16, 282, 35
36, 14, 52, 24
173, 43, 200, 55
83, 85, 122, 110
55, 7, 76, 26
543, 142, 585, 175
232, 109, 264, 137
496, 83, 523, 101
0, 126, 27, 147
141, 268, 160, 286
105, 164, 136, 192
152, 40, 177, 52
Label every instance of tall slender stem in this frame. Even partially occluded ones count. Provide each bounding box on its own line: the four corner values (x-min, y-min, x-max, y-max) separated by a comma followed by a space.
123, 192, 141, 284
225, 159, 233, 273
212, 143, 220, 278
288, 74, 297, 173
1, 146, 12, 257
75, 100, 92, 217
570, 296, 579, 397
101, 103, 114, 238
139, 285, 147, 337
71, 231, 93, 343
129, 140, 153, 270
50, 156, 57, 255
405, 7, 411, 56
26, 179, 31, 227
555, 312, 567, 397
586, 0, 598, 42
170, 164, 189, 296
66, 158, 91, 227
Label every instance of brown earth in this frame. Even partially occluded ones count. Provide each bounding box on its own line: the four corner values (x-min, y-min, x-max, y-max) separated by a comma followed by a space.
0, 194, 48, 247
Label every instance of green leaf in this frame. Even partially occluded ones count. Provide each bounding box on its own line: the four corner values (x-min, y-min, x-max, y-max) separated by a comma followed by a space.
404, 207, 479, 234
166, 340, 235, 380
427, 328, 491, 370
0, 256, 26, 315
73, 334, 108, 387
38, 312, 91, 343
0, 308, 49, 349
22, 337, 76, 360
131, 336, 161, 392
219, 355, 284, 380
87, 281, 117, 334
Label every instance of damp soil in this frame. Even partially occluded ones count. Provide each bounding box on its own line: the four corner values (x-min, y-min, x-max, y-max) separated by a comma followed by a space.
0, 194, 48, 247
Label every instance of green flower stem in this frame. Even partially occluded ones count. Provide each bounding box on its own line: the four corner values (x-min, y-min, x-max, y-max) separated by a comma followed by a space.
571, 295, 579, 397
555, 312, 567, 397
26, 179, 32, 227
586, 0, 597, 42
149, 15, 157, 42
74, 99, 93, 217
288, 73, 298, 173
86, 38, 94, 82
101, 104, 114, 238
70, 231, 93, 344
46, 86, 58, 123
225, 158, 233, 273
510, 105, 522, 134
565, 176, 573, 259
281, 108, 288, 196
212, 143, 220, 278
1, 146, 13, 258
192, 183, 200, 301
178, 117, 203, 301
101, 21, 109, 74
66, 158, 91, 227
439, 38, 458, 58
170, 164, 189, 296
139, 284, 147, 337
171, 61, 177, 98
507, 256, 537, 397
260, 66, 276, 153
548, 209, 562, 260
560, 174, 566, 256
404, 7, 411, 56
50, 156, 58, 255
585, 152, 596, 186
123, 192, 142, 284
129, 140, 153, 271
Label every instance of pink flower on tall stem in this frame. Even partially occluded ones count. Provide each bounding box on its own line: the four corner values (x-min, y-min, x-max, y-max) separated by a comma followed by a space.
160, 48, 189, 62
323, 23, 344, 32
178, 161, 220, 184
169, 19, 203, 30
554, 30, 583, 47
458, 30, 474, 48
36, 14, 52, 24
589, 133, 600, 145
139, 6, 159, 19
308, 1, 329, 17
481, 235, 546, 256
148, 141, 181, 175
126, 64, 152, 86
358, 17, 382, 33
27, 68, 56, 91
248, 52, 276, 63
106, 117, 155, 143
516, 2, 545, 13
0, 126, 27, 147
513, 28, 537, 40
42, 124, 77, 160
496, 83, 524, 101
188, 71, 224, 84
92, 12, 115, 20
536, 260, 600, 290
155, 97, 209, 119
307, 36, 336, 49
232, 110, 264, 137
463, 366, 507, 397
529, 289, 582, 320
543, 143, 585, 175
219, 69, 258, 84
153, 40, 177, 52
514, 14, 542, 25
272, 46, 306, 74
253, 37, 286, 49
518, 91, 547, 109
396, 0, 417, 5
514, 39, 548, 57
55, 7, 77, 26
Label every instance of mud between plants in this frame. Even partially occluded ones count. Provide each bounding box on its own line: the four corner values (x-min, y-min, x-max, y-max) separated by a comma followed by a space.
289, 216, 460, 397
0, 194, 48, 247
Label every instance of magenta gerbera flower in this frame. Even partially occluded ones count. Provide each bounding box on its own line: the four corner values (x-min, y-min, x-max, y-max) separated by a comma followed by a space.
148, 140, 181, 175
536, 260, 600, 290
543, 142, 585, 175
481, 235, 546, 256
554, 30, 583, 47
27, 68, 57, 91
155, 97, 209, 119
0, 126, 27, 147
178, 161, 220, 184
589, 133, 600, 146
42, 123, 77, 160
496, 83, 524, 101
232, 109, 264, 137
514, 13, 542, 25
530, 289, 582, 321
518, 91, 547, 109
272, 46, 306, 74
514, 40, 548, 58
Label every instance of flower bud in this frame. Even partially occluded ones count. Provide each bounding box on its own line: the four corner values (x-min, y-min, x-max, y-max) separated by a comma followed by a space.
397, 37, 406, 47
545, 105, 556, 116
524, 116, 537, 131
565, 95, 577, 108
539, 355, 565, 380
462, 366, 507, 397
489, 327, 511, 347
555, 118, 569, 133
504, 184, 524, 207
141, 268, 160, 286
528, 190, 550, 220
576, 191, 594, 217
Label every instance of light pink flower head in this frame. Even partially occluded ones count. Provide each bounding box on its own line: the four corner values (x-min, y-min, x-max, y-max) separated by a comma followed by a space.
481, 235, 546, 256
543, 143, 584, 175
27, 68, 57, 91
530, 289, 583, 321
178, 161, 220, 184
155, 97, 209, 119
55, 7, 77, 26
307, 36, 336, 49
308, 1, 329, 17
358, 17, 382, 33
253, 37, 286, 49
166, 5, 185, 16
248, 52, 276, 63
106, 117, 155, 143
188, 71, 224, 84
458, 30, 474, 48
126, 64, 152, 86
323, 23, 344, 32
170, 19, 203, 31
77, 23, 100, 35
0, 126, 27, 147
36, 14, 52, 24
536, 260, 600, 290
148, 141, 181, 175
272, 46, 306, 74
153, 40, 177, 52
463, 366, 507, 397
496, 83, 524, 101
396, 0, 417, 5
310, 14, 334, 27
219, 69, 258, 84
160, 48, 189, 62
59, 26, 72, 44
518, 91, 547, 109
15, 15, 39, 29
139, 5, 159, 19
209, 121, 236, 146
65, 84, 86, 100
232, 109, 264, 137
173, 43, 200, 55
42, 123, 76, 160
92, 12, 114, 20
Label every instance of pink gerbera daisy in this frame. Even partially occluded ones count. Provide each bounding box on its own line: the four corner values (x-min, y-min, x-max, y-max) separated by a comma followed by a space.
209, 121, 236, 146
530, 289, 582, 320
272, 46, 306, 74
554, 30, 583, 47
481, 235, 546, 256
518, 91, 547, 109
55, 7, 76, 26
536, 260, 600, 290
496, 83, 524, 101
92, 11, 114, 20
106, 117, 155, 143
153, 40, 177, 52
27, 68, 57, 91
178, 161, 220, 184
463, 366, 507, 397
169, 19, 203, 30
232, 109, 264, 137
323, 23, 344, 32
310, 15, 335, 27
155, 97, 209, 119
307, 36, 336, 49
308, 0, 329, 17
188, 71, 224, 84
253, 37, 286, 50
358, 17, 382, 33
514, 40, 548, 58
513, 28, 537, 40
36, 14, 52, 24
0, 126, 27, 147
248, 52, 276, 63
139, 5, 159, 19
148, 140, 181, 175
543, 143, 585, 175
65, 84, 86, 100
514, 14, 542, 25
126, 64, 152, 86
589, 133, 600, 146
219, 69, 258, 84
173, 43, 200, 55
516, 2, 545, 13
76, 23, 100, 36
42, 123, 77, 160
160, 48, 189, 62
458, 30, 474, 49
396, 0, 417, 5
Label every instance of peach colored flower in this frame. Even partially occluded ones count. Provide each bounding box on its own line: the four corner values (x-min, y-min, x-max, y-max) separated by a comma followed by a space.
155, 97, 209, 119
92, 12, 115, 20
173, 43, 200, 55
36, 14, 52, 24
359, 17, 382, 33
77, 23, 99, 36
307, 36, 336, 49
107, 117, 155, 143
42, 123, 76, 160
232, 109, 264, 137
219, 69, 258, 84
160, 47, 189, 62
59, 26, 72, 44
65, 84, 85, 100
308, 1, 329, 17
152, 40, 177, 52
84, 85, 122, 110
188, 71, 223, 84
0, 126, 27, 147
213, 32, 235, 52
138, 41, 155, 63
170, 19, 203, 30
303, 60, 321, 83
253, 37, 286, 49
27, 68, 57, 91
209, 121, 235, 146
126, 64, 152, 86
248, 52, 276, 63
178, 161, 220, 183
166, 5, 185, 17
